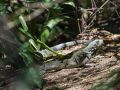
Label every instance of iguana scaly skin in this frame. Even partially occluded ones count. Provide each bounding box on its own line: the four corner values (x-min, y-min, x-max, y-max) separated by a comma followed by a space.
38, 39, 104, 73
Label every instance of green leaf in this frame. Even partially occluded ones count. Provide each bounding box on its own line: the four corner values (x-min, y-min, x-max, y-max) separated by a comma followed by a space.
47, 17, 65, 28
40, 29, 50, 42
19, 52, 33, 67
19, 27, 33, 38
29, 39, 39, 50
37, 40, 63, 58
25, 66, 44, 89
64, 1, 75, 7
47, 26, 63, 42
40, 16, 68, 42
19, 16, 28, 32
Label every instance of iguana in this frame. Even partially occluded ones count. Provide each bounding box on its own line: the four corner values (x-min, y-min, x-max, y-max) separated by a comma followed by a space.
38, 39, 104, 73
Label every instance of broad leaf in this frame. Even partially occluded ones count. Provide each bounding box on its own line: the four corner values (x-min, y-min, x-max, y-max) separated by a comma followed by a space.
40, 28, 50, 42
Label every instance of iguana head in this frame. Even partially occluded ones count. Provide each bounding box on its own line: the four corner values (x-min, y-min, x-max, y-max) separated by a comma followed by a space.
83, 39, 104, 53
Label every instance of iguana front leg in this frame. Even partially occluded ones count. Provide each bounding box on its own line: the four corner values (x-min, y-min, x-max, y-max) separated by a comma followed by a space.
64, 51, 88, 68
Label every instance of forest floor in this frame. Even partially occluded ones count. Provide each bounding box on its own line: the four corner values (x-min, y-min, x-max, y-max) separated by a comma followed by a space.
44, 36, 120, 90
0, 30, 119, 90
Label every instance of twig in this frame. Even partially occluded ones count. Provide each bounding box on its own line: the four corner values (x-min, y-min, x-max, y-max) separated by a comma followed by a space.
87, 0, 110, 28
